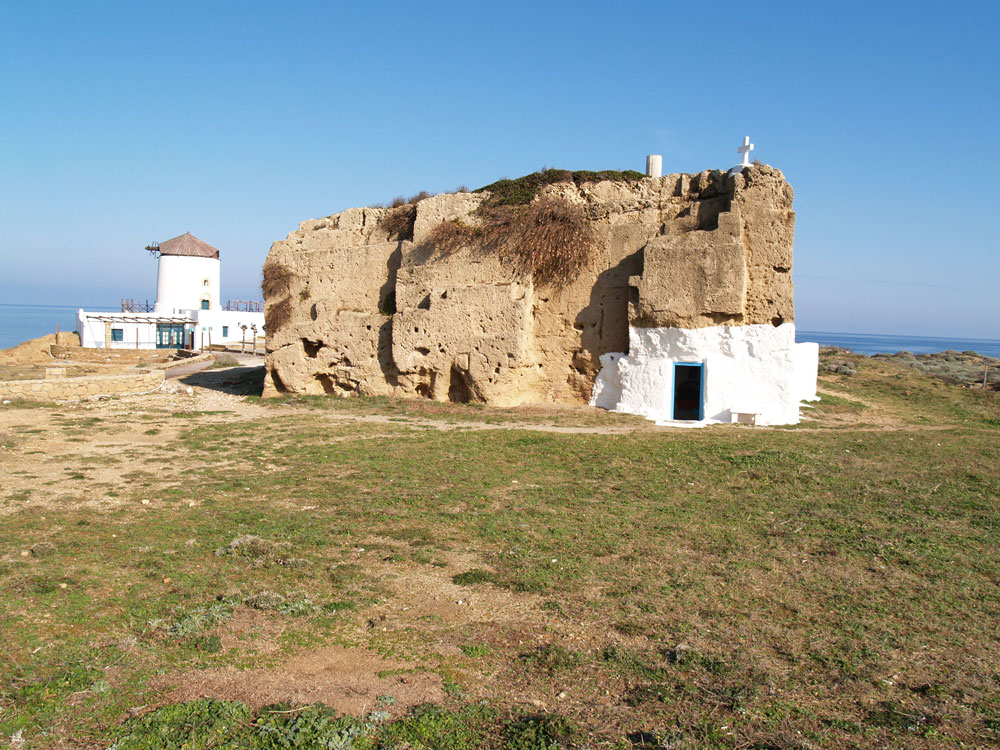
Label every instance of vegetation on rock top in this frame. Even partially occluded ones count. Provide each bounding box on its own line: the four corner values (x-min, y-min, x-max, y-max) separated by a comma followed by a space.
475, 168, 646, 207
261, 262, 296, 332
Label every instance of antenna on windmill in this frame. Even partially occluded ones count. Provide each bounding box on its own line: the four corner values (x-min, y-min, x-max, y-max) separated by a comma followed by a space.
145, 242, 161, 257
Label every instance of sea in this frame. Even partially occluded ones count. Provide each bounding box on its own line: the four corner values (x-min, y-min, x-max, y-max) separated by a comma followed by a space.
796, 331, 1000, 358
1, 304, 999, 358
0, 303, 117, 350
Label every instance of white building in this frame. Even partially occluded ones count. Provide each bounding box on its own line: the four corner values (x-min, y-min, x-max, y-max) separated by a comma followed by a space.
77, 233, 265, 350
591, 324, 818, 427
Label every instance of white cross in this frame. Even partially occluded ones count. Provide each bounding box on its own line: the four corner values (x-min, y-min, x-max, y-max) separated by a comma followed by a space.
737, 136, 754, 167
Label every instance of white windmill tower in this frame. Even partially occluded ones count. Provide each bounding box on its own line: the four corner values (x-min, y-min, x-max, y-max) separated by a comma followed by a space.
146, 232, 222, 314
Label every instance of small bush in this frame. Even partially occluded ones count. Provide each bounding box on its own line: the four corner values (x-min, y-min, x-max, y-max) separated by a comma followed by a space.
821, 360, 856, 376
215, 534, 290, 565
381, 203, 417, 241
243, 590, 318, 616
520, 644, 583, 673
373, 703, 490, 750
503, 714, 577, 750
262, 262, 295, 299
381, 191, 433, 241
110, 700, 375, 749
479, 197, 596, 285
476, 167, 645, 207
210, 353, 240, 369
424, 219, 479, 256
168, 601, 235, 637
187, 634, 223, 653
265, 297, 292, 334
111, 699, 252, 749
452, 568, 496, 585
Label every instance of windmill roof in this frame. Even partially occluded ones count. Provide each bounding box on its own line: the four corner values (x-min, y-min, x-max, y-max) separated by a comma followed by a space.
156, 232, 220, 259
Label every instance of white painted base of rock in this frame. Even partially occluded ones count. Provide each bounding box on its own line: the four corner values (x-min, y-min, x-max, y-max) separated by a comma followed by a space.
590, 323, 818, 427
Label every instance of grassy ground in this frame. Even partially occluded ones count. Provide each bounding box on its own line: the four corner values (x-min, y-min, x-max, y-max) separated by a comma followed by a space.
1, 351, 998, 748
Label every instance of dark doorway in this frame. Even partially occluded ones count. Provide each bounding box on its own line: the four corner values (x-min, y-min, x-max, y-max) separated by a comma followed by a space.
448, 366, 471, 403
672, 363, 703, 421
156, 323, 186, 349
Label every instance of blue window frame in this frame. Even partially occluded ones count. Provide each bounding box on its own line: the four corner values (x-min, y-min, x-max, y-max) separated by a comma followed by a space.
672, 363, 704, 421
201, 299, 210, 310
222, 326, 229, 337
110, 328, 124, 342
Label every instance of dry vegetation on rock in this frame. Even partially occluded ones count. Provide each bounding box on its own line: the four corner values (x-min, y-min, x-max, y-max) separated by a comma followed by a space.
480, 196, 596, 285
422, 197, 597, 285
262, 262, 296, 333
380, 191, 434, 241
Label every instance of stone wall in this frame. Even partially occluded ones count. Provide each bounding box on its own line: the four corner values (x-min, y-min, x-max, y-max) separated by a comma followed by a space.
0, 370, 165, 401
262, 165, 796, 406
50, 345, 181, 364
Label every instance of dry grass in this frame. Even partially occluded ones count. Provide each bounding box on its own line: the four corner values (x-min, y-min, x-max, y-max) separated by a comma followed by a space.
381, 203, 417, 241
424, 219, 479, 256
481, 197, 596, 285
261, 262, 295, 300
420, 197, 596, 285
381, 191, 434, 241
265, 297, 292, 333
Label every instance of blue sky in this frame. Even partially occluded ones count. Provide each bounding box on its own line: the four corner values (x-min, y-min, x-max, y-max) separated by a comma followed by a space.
1, 0, 997, 337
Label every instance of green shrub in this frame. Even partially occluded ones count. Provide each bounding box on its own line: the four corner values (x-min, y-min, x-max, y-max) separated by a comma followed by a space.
452, 568, 496, 585
210, 353, 240, 369
475, 168, 645, 207
519, 644, 583, 673
502, 714, 577, 750
371, 704, 491, 750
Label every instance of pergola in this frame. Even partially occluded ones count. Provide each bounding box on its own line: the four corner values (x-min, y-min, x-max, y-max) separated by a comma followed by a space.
83, 314, 195, 324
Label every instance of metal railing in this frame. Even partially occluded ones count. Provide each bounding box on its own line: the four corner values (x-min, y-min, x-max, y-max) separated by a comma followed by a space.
121, 298, 154, 312
225, 300, 264, 312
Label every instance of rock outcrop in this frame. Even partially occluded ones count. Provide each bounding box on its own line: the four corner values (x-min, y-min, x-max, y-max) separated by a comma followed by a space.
262, 165, 796, 406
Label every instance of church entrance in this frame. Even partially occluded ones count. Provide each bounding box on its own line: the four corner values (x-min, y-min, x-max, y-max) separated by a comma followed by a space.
672, 363, 703, 420
156, 324, 186, 349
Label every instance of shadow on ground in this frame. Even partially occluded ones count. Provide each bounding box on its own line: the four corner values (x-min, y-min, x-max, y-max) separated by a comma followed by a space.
180, 365, 265, 396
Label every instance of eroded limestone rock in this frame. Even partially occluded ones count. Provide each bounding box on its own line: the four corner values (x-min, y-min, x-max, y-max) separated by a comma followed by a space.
262, 165, 796, 405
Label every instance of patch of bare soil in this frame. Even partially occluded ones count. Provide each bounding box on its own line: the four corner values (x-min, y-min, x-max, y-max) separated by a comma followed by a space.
214, 607, 289, 657
368, 550, 548, 632
0, 388, 271, 516
795, 387, 957, 432
154, 643, 445, 716
1, 333, 67, 364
